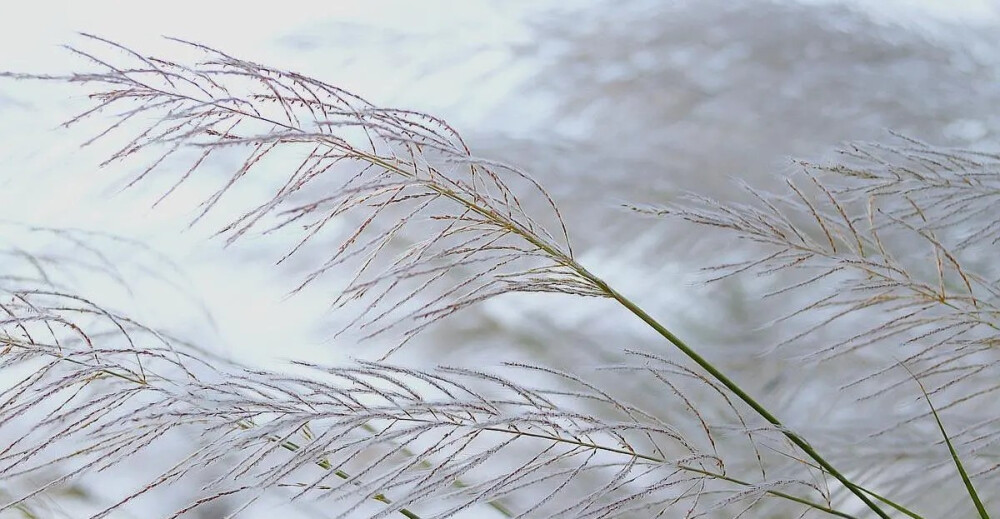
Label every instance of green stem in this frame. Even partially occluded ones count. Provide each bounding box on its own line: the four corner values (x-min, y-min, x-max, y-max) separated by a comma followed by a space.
859, 486, 925, 519
246, 425, 423, 519
358, 423, 514, 517
593, 280, 892, 519
904, 365, 989, 519
280, 439, 421, 519
271, 414, 853, 519
360, 415, 861, 518
470, 423, 858, 518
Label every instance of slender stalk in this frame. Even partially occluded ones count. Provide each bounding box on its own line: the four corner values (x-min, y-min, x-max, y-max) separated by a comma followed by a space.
237, 420, 423, 518
275, 437, 422, 519
371, 415, 861, 519
357, 423, 514, 517
859, 487, 925, 519
774, 438, 926, 519
594, 280, 893, 519
905, 365, 989, 519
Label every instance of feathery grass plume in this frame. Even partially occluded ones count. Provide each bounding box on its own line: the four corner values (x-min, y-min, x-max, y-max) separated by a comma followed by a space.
0, 226, 847, 517
4, 35, 978, 517
0, 224, 185, 513
0, 223, 421, 517
0, 243, 866, 519
0, 305, 853, 519
634, 136, 1000, 509
13, 34, 603, 357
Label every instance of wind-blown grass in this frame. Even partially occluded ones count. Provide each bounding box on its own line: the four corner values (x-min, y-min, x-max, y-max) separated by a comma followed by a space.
0, 36, 996, 517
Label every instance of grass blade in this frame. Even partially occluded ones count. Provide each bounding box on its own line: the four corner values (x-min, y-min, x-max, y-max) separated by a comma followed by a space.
903, 364, 990, 519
